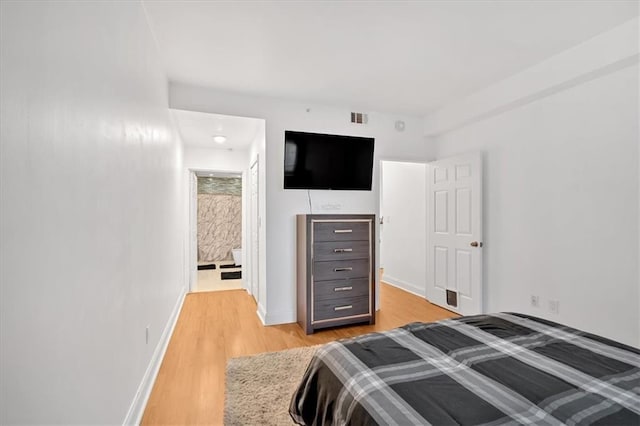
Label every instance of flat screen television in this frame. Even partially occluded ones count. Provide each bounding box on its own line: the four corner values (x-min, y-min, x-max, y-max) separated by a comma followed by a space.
283, 131, 375, 190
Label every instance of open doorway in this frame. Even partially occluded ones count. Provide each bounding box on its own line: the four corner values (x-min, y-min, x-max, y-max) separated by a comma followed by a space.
379, 155, 484, 316
194, 171, 243, 292
172, 109, 265, 305
379, 160, 428, 297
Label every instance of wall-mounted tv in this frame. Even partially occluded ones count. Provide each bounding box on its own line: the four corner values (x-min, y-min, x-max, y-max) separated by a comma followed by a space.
283, 131, 375, 190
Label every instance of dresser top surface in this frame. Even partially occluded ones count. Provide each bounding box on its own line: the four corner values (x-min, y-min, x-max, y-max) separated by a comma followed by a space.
297, 214, 375, 220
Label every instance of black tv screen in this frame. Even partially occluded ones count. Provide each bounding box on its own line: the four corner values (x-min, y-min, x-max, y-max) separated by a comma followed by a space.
284, 131, 375, 190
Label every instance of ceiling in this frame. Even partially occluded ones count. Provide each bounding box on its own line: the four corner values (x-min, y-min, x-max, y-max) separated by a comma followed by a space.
171, 109, 263, 149
145, 1, 638, 115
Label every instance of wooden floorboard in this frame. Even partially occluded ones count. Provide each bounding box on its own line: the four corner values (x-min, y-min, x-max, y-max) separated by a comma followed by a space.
141, 282, 458, 425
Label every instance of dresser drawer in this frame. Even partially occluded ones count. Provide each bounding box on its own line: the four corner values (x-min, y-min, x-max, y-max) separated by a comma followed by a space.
313, 240, 370, 261
313, 221, 370, 242
313, 278, 369, 301
313, 295, 370, 322
313, 259, 369, 282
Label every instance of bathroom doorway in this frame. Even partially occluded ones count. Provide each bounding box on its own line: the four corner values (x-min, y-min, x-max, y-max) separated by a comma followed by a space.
193, 171, 244, 292
173, 108, 265, 310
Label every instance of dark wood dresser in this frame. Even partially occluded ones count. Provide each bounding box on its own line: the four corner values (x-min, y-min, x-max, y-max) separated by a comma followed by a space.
296, 214, 376, 334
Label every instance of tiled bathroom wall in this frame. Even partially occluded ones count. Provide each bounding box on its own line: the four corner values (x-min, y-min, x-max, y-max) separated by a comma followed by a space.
197, 177, 241, 262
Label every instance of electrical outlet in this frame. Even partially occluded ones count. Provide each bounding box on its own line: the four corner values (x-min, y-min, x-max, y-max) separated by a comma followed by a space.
145, 326, 150, 344
530, 295, 539, 308
549, 300, 560, 315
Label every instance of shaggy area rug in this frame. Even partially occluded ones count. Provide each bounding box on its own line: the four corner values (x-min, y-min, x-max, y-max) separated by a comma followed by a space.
224, 345, 320, 425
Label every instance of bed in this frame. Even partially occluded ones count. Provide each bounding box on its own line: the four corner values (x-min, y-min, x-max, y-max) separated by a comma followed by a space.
289, 313, 640, 425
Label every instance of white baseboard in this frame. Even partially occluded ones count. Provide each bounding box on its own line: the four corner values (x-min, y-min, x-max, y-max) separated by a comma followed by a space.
264, 309, 296, 325
123, 287, 187, 425
256, 304, 296, 326
257, 302, 267, 325
382, 275, 426, 298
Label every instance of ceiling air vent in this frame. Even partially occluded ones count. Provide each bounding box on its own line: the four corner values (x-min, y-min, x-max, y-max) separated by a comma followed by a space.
350, 112, 368, 124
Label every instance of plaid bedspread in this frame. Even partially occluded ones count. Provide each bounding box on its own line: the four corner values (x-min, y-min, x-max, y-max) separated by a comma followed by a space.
289, 313, 640, 425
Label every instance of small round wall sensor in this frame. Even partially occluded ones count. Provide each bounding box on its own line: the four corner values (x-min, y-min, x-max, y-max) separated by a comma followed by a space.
395, 120, 405, 132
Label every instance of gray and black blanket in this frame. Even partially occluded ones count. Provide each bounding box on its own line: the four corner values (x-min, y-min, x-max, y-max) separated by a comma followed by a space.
290, 313, 640, 425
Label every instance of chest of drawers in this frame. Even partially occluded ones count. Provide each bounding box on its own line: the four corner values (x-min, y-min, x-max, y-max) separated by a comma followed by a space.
296, 214, 376, 334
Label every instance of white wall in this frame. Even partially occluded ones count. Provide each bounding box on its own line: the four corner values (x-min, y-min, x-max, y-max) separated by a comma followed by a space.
428, 19, 639, 346
0, 1, 186, 423
183, 146, 249, 172
170, 83, 427, 324
380, 161, 427, 297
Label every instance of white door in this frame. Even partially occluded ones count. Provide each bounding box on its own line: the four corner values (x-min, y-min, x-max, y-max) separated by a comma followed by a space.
427, 152, 483, 315
250, 159, 259, 302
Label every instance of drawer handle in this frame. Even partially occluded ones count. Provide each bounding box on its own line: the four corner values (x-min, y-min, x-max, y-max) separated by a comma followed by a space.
333, 248, 353, 253
334, 286, 353, 292
334, 267, 353, 272
334, 305, 353, 311
334, 229, 353, 234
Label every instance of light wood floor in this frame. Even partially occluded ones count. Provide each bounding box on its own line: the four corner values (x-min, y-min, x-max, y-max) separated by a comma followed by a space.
141, 283, 458, 425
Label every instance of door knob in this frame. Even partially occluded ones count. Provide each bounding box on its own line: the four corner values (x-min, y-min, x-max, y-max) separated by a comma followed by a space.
470, 241, 483, 247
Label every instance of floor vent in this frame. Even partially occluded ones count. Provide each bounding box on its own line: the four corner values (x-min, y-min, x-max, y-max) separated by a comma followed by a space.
446, 290, 458, 308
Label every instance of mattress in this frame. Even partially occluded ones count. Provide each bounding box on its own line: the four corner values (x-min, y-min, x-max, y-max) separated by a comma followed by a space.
290, 313, 640, 425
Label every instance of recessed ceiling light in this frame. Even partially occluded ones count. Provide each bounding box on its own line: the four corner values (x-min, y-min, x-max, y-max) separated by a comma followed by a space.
213, 135, 227, 144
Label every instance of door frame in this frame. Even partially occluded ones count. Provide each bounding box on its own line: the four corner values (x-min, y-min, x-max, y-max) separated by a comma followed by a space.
249, 156, 260, 302
188, 168, 248, 293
